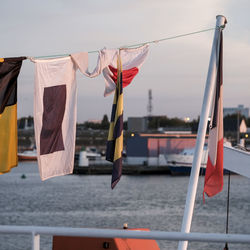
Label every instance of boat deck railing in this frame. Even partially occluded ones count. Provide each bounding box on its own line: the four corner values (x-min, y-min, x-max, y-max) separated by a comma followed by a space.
0, 225, 250, 250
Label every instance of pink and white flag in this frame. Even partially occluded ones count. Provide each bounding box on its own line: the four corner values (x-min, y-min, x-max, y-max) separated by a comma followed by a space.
32, 57, 77, 180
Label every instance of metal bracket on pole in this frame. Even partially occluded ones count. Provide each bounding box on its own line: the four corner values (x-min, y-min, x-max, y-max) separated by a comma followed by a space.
178, 15, 227, 250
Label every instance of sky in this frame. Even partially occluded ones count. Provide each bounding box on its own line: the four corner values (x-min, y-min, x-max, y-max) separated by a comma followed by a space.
1, 0, 250, 123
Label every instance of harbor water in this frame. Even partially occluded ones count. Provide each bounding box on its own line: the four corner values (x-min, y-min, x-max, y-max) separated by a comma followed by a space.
0, 162, 250, 250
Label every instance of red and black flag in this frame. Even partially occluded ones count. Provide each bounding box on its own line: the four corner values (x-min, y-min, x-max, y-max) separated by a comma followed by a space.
203, 32, 224, 198
106, 53, 123, 189
0, 57, 26, 174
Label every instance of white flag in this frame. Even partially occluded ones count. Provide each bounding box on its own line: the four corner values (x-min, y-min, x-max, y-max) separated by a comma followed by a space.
33, 57, 77, 180
102, 44, 149, 96
71, 44, 149, 96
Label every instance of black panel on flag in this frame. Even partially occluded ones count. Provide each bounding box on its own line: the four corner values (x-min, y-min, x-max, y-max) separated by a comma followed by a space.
0, 57, 26, 114
40, 85, 66, 155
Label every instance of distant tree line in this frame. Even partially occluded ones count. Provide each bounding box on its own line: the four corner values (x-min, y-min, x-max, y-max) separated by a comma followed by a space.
80, 115, 110, 130
147, 114, 250, 134
81, 115, 200, 132
17, 114, 250, 133
147, 116, 199, 132
148, 116, 190, 129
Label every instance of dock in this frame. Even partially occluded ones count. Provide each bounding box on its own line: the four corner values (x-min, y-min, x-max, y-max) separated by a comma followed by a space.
73, 164, 171, 175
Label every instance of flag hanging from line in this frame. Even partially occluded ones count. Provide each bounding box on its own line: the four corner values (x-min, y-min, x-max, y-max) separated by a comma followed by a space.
102, 44, 149, 96
32, 57, 77, 180
106, 52, 123, 189
203, 31, 224, 199
0, 57, 26, 174
71, 44, 149, 97
71, 51, 102, 78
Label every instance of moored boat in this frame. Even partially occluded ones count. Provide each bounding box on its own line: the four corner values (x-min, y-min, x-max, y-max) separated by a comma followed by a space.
18, 149, 37, 161
167, 146, 208, 175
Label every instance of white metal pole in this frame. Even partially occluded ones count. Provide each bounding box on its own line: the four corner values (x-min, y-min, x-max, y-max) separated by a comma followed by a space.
178, 15, 227, 250
32, 232, 40, 250
1, 225, 250, 243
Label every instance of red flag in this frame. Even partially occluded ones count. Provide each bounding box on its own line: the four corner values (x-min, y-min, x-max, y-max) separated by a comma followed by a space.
203, 32, 224, 199
108, 65, 138, 88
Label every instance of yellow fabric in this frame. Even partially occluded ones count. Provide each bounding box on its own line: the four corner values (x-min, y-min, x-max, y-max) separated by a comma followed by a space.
107, 54, 122, 141
114, 131, 123, 161
113, 54, 123, 161
0, 58, 4, 63
107, 122, 115, 141
0, 104, 18, 174
115, 55, 123, 121
107, 88, 117, 141
107, 53, 123, 161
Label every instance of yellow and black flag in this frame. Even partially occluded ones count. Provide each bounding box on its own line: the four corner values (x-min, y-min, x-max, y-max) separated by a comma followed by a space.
0, 57, 26, 174
106, 53, 123, 189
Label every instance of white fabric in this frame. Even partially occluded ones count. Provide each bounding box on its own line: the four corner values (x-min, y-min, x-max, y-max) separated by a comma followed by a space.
71, 52, 102, 78
71, 49, 117, 95
102, 44, 149, 96
71, 44, 149, 97
207, 85, 224, 166
33, 57, 77, 180
100, 48, 120, 96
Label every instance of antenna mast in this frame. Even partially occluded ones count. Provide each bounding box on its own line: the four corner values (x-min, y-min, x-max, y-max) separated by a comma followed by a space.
147, 89, 153, 117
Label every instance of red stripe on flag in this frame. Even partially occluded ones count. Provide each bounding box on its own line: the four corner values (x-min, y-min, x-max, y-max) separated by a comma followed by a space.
203, 138, 224, 198
108, 65, 139, 88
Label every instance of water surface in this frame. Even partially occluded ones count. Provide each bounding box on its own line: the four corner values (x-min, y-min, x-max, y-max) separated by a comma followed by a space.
0, 162, 249, 249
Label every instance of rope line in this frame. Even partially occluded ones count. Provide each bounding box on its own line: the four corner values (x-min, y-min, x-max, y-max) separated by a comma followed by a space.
122, 27, 216, 48
32, 27, 217, 59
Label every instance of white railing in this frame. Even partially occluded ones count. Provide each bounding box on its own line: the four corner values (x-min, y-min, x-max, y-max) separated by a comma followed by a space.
0, 225, 250, 250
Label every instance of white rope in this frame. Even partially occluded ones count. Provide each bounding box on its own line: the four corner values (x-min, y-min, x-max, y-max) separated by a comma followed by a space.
32, 27, 217, 59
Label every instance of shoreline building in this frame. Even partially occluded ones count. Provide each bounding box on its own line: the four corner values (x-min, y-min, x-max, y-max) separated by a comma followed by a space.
127, 117, 148, 132
223, 104, 249, 118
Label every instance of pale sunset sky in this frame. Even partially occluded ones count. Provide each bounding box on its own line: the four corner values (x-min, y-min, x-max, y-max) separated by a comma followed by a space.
1, 0, 250, 122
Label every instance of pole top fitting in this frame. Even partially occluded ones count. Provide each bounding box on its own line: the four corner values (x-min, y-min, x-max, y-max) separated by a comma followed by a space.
216, 15, 227, 30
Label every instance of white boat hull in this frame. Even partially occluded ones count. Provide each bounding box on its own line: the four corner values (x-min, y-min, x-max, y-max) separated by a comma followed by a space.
224, 145, 250, 178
